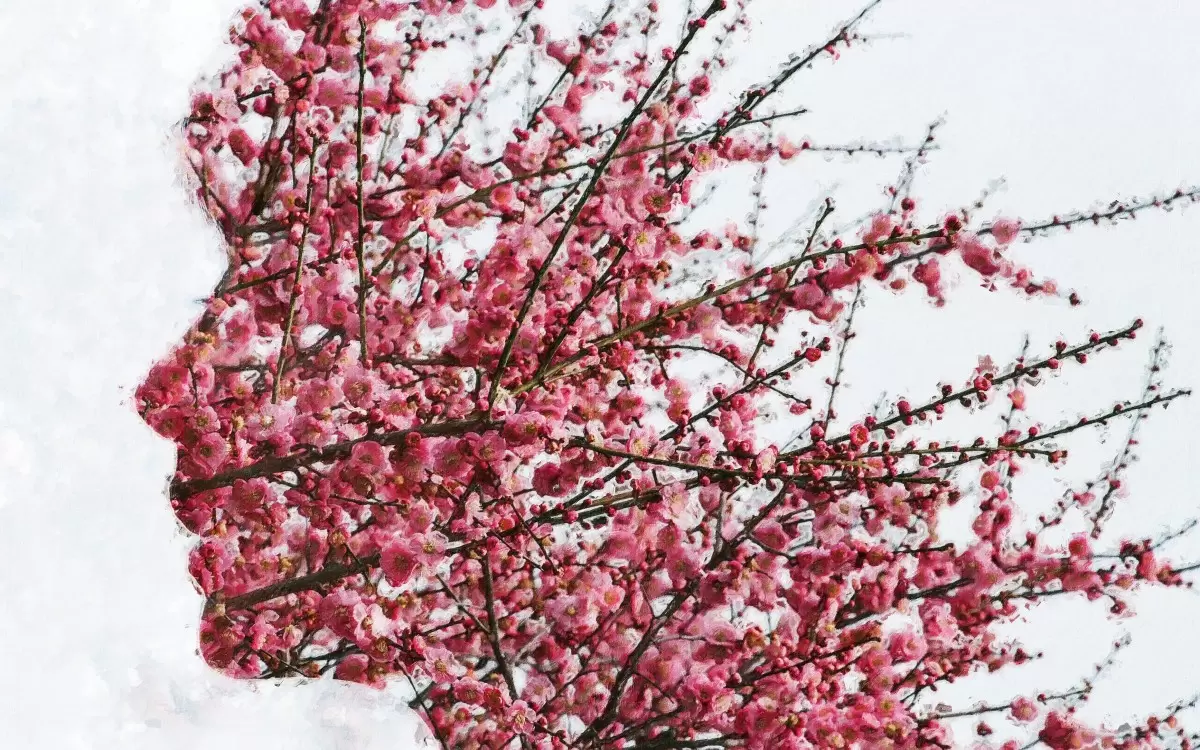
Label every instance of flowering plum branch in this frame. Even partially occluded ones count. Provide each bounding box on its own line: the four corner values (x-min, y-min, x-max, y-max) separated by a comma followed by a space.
137, 1, 1200, 748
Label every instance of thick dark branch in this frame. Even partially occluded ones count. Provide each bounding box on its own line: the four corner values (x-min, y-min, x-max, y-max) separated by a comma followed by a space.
214, 553, 380, 613
171, 418, 493, 498
481, 557, 519, 698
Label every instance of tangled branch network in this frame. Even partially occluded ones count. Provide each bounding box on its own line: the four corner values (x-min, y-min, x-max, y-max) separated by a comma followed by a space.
136, 0, 1200, 747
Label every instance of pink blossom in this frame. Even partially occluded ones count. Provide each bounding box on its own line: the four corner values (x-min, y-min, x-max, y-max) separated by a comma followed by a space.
226, 128, 258, 166
957, 233, 1009, 277
342, 371, 377, 408
543, 105, 581, 143
887, 628, 928, 663
334, 654, 385, 689
380, 539, 420, 586
642, 188, 672, 215
350, 440, 388, 471
318, 588, 367, 641
693, 144, 718, 172
1011, 696, 1039, 723
532, 463, 568, 496
992, 217, 1022, 245
146, 406, 186, 439
422, 646, 466, 682
296, 377, 341, 414
190, 432, 229, 477
508, 700, 537, 735
188, 539, 234, 594
863, 213, 895, 244
229, 477, 272, 517
243, 402, 294, 441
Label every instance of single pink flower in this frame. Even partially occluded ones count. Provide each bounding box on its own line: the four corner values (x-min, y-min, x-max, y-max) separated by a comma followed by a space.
642, 188, 672, 215
190, 432, 229, 477
380, 539, 420, 587
991, 217, 1022, 245
422, 646, 466, 682
1011, 696, 1038, 723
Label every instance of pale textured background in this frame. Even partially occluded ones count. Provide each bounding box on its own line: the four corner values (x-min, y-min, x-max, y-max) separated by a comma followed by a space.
1, 1, 1198, 747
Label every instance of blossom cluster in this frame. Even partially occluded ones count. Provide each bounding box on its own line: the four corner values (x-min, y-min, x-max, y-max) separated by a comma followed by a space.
137, 0, 1199, 748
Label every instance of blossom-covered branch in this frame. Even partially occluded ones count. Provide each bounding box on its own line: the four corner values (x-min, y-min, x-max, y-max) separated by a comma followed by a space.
138, 1, 1200, 748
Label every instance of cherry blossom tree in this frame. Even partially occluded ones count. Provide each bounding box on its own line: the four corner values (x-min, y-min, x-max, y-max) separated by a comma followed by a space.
136, 0, 1200, 747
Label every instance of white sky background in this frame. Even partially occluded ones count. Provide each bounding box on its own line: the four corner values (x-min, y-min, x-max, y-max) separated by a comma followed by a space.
1, 0, 1199, 747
